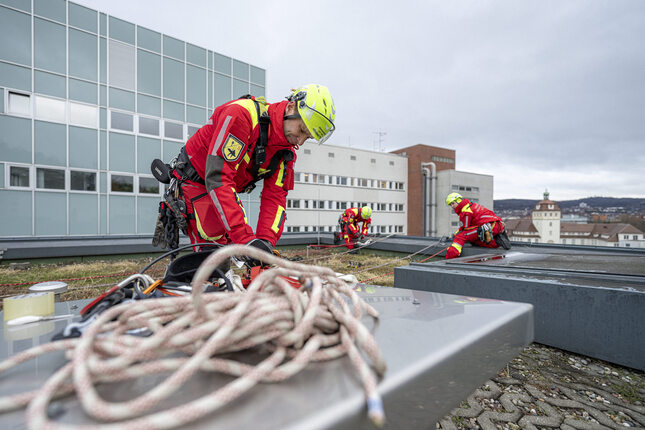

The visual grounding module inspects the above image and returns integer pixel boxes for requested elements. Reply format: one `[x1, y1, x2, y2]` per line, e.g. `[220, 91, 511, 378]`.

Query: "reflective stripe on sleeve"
[451, 243, 462, 252]
[211, 115, 233, 156]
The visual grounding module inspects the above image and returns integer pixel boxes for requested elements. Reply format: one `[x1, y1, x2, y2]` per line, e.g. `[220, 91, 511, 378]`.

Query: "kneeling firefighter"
[337, 206, 372, 250]
[151, 84, 336, 260]
[445, 193, 511, 259]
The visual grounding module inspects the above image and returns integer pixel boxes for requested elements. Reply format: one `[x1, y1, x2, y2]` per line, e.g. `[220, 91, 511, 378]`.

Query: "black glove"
[152, 213, 167, 248]
[245, 239, 273, 267]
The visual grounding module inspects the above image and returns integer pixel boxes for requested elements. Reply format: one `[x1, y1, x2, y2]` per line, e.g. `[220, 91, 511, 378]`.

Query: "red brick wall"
[390, 144, 456, 236]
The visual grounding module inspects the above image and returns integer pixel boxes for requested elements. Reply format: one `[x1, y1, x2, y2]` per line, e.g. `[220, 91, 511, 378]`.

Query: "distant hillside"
[494, 197, 645, 212]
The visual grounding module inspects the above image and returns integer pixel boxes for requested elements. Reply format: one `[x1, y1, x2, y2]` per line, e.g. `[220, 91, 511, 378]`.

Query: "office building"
[286, 142, 408, 235]
[0, 0, 265, 238]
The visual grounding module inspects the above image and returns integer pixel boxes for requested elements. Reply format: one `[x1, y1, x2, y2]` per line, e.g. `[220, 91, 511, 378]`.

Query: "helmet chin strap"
[283, 114, 300, 121]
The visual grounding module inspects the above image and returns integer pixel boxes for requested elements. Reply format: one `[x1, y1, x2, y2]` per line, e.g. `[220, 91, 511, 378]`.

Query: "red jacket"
[453, 199, 502, 233]
[184, 98, 296, 245]
[342, 207, 372, 237]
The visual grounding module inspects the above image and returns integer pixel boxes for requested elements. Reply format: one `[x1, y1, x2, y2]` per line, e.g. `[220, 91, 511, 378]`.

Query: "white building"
[285, 142, 408, 235]
[505, 191, 645, 248]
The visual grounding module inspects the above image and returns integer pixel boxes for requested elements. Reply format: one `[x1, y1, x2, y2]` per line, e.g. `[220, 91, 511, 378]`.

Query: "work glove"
[245, 238, 274, 267]
[152, 214, 167, 248]
[477, 223, 493, 243]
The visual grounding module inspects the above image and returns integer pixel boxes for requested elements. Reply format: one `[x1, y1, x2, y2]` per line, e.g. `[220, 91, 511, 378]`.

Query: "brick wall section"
[390, 144, 456, 236]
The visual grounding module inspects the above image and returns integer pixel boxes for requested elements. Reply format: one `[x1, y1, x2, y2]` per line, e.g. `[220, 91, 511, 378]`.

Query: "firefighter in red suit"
[445, 193, 511, 259]
[172, 84, 336, 256]
[338, 206, 372, 249]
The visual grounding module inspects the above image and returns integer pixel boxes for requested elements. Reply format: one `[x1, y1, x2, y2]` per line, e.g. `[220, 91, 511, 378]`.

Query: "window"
[34, 95, 66, 122]
[337, 176, 347, 186]
[111, 174, 134, 192]
[389, 161, 394, 166]
[139, 176, 159, 194]
[304, 149, 311, 154]
[370, 158, 376, 164]
[109, 40, 135, 90]
[9, 166, 30, 187]
[293, 172, 302, 182]
[164, 121, 183, 140]
[431, 155, 454, 164]
[328, 152, 334, 158]
[36, 167, 65, 190]
[623, 235, 629, 240]
[70, 102, 98, 128]
[8, 92, 31, 115]
[303, 173, 310, 183]
[187, 125, 199, 138]
[111, 111, 134, 131]
[350, 155, 356, 161]
[634, 235, 638, 240]
[70, 171, 96, 191]
[304, 200, 309, 209]
[139, 116, 160, 136]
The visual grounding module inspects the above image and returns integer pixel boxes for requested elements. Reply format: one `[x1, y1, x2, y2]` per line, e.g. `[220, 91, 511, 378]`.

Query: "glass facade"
[0, 0, 266, 237]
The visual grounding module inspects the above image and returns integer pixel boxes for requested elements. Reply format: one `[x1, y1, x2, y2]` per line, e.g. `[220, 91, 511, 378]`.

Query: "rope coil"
[0, 245, 387, 429]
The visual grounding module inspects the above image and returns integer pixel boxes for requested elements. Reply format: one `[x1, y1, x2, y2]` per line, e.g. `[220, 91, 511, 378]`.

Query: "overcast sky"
[75, 0, 645, 200]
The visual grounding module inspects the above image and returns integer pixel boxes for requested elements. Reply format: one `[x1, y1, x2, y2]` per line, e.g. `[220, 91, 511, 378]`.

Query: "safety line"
[0, 245, 387, 429]
[358, 246, 449, 284]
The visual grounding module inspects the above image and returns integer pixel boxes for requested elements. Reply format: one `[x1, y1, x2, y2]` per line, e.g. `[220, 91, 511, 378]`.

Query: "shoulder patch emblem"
[222, 134, 245, 162]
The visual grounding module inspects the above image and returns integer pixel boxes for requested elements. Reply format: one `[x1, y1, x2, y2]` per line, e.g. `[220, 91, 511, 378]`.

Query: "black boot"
[495, 231, 511, 250]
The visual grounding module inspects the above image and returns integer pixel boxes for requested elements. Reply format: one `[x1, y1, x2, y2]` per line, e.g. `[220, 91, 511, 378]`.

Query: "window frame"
[109, 172, 135, 194]
[6, 164, 33, 189]
[69, 168, 98, 193]
[34, 165, 66, 192]
[6, 91, 32, 117]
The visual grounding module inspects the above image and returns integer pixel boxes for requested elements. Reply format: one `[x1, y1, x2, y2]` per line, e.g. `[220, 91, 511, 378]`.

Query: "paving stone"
[436, 344, 645, 430]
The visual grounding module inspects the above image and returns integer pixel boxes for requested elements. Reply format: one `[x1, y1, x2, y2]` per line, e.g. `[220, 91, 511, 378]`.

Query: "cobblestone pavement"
[437, 343, 645, 430]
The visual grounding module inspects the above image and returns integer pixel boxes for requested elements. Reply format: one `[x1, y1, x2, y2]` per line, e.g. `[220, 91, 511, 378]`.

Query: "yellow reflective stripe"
[232, 188, 248, 224]
[271, 205, 286, 233]
[275, 161, 286, 187]
[243, 153, 250, 164]
[451, 243, 462, 252]
[194, 211, 223, 241]
[230, 99, 268, 129]
[462, 207, 473, 214]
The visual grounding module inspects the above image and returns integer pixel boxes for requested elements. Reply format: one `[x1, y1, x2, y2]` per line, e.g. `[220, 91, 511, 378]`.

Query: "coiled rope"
[0, 245, 387, 429]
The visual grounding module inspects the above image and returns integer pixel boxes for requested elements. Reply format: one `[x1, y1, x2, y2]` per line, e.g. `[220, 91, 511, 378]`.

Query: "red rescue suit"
[176, 98, 295, 247]
[340, 208, 371, 249]
[446, 199, 504, 259]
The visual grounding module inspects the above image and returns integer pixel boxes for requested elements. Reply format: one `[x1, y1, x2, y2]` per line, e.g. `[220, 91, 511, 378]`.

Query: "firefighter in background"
[338, 206, 373, 249]
[445, 193, 511, 259]
[158, 84, 335, 256]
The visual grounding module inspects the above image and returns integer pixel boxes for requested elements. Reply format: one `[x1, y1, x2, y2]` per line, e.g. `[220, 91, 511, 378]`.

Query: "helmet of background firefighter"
[445, 193, 463, 206]
[361, 206, 372, 219]
[287, 84, 336, 144]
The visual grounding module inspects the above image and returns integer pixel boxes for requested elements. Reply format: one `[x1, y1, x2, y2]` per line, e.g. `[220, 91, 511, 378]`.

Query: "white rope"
[0, 245, 387, 429]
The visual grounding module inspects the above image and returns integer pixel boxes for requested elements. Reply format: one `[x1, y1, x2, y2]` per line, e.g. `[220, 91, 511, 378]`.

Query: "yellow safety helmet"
[445, 192, 463, 206]
[286, 84, 336, 144]
[361, 206, 372, 219]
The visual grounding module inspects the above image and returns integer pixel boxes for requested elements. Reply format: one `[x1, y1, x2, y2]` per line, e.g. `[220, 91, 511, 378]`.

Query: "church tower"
[531, 189, 561, 243]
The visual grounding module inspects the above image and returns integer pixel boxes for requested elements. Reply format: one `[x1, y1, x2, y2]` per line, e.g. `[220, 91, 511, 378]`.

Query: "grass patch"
[0, 246, 427, 308]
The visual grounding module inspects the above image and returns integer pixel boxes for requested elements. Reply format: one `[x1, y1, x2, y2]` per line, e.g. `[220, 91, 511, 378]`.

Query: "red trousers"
[446, 221, 504, 259]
